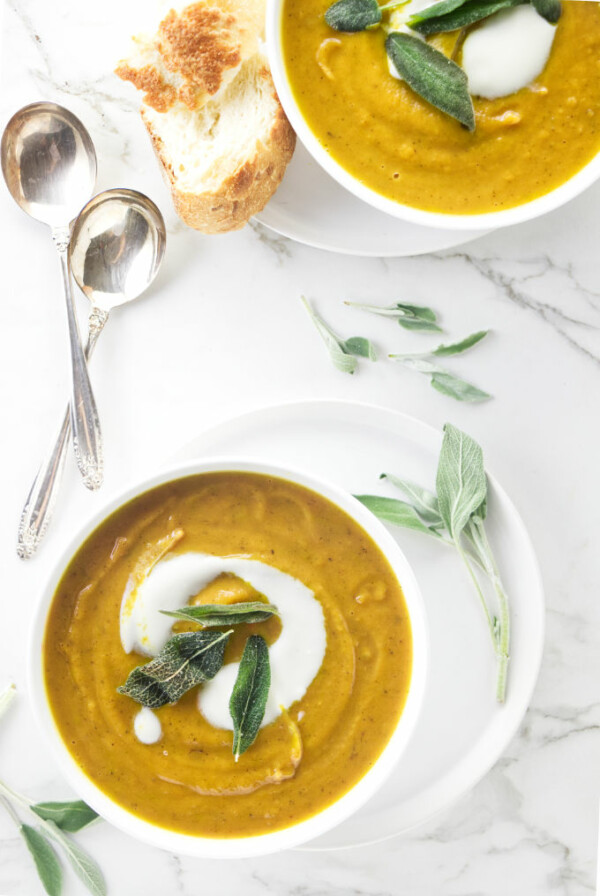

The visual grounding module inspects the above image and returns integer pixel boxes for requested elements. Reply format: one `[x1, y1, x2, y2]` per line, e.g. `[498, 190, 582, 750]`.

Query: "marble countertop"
[1, 1, 599, 894]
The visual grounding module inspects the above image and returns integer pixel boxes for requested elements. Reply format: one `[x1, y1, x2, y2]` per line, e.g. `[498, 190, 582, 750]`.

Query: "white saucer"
[253, 142, 490, 257]
[174, 400, 544, 849]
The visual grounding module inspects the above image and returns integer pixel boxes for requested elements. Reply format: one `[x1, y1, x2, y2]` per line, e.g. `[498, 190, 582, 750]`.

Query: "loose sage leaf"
[531, 0, 560, 23]
[379, 474, 442, 525]
[45, 822, 106, 896]
[386, 32, 475, 130]
[354, 494, 443, 537]
[431, 372, 492, 402]
[325, 0, 382, 32]
[436, 422, 487, 540]
[230, 635, 271, 760]
[398, 316, 443, 333]
[345, 300, 442, 331]
[431, 330, 489, 357]
[302, 296, 358, 374]
[20, 825, 62, 896]
[162, 601, 279, 627]
[342, 336, 377, 360]
[118, 630, 231, 708]
[31, 801, 98, 833]
[410, 0, 523, 34]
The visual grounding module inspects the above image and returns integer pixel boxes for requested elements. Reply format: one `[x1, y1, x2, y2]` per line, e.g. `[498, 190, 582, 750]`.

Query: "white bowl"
[266, 0, 600, 231]
[29, 458, 428, 859]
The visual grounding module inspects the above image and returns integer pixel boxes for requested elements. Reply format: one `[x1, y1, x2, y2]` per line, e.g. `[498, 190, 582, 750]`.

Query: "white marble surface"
[1, 1, 600, 893]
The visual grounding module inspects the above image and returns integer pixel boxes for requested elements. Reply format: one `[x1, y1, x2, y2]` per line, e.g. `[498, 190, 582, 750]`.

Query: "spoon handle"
[53, 226, 104, 490]
[16, 308, 109, 559]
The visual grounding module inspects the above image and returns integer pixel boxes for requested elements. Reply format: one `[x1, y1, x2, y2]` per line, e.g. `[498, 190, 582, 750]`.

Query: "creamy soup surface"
[44, 473, 413, 838]
[281, 1, 600, 214]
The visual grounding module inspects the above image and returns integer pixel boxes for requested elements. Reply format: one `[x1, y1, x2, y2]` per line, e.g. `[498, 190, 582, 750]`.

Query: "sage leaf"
[431, 372, 491, 402]
[45, 822, 106, 896]
[325, 0, 382, 32]
[345, 300, 442, 332]
[301, 297, 359, 374]
[118, 630, 231, 708]
[379, 474, 442, 525]
[398, 316, 443, 333]
[20, 825, 62, 896]
[531, 0, 560, 23]
[410, 0, 523, 35]
[431, 330, 488, 356]
[354, 495, 443, 537]
[407, 0, 471, 24]
[436, 422, 487, 539]
[230, 635, 271, 760]
[162, 601, 279, 627]
[386, 32, 475, 130]
[342, 336, 377, 360]
[31, 801, 98, 833]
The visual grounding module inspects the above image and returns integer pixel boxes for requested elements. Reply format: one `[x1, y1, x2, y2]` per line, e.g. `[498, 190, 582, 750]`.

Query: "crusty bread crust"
[141, 70, 295, 233]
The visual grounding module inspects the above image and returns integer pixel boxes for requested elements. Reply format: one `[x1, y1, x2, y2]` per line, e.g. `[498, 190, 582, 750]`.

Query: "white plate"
[253, 142, 491, 257]
[174, 400, 544, 849]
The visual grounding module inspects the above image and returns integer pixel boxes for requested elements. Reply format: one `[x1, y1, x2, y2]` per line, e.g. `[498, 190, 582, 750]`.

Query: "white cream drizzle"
[134, 707, 162, 744]
[120, 554, 327, 741]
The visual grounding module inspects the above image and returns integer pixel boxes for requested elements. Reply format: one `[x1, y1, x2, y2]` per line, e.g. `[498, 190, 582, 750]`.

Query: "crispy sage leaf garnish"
[386, 32, 475, 130]
[354, 495, 444, 536]
[162, 601, 279, 627]
[325, 0, 382, 31]
[230, 635, 271, 761]
[32, 801, 98, 833]
[118, 630, 232, 708]
[301, 297, 375, 373]
[20, 825, 62, 896]
[431, 372, 491, 402]
[409, 0, 522, 34]
[531, 0, 560, 23]
[345, 300, 442, 332]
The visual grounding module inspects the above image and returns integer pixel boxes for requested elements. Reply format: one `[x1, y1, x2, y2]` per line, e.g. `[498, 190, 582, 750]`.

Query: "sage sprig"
[230, 635, 271, 761]
[301, 296, 376, 374]
[355, 424, 510, 702]
[344, 300, 442, 333]
[0, 684, 105, 896]
[161, 601, 279, 627]
[118, 629, 232, 708]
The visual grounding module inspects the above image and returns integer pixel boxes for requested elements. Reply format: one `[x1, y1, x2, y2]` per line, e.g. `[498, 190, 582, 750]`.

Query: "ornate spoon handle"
[53, 225, 103, 490]
[17, 308, 109, 559]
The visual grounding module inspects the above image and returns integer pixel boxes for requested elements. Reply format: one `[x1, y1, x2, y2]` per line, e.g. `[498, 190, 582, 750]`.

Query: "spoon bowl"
[1, 101, 97, 227]
[69, 188, 166, 311]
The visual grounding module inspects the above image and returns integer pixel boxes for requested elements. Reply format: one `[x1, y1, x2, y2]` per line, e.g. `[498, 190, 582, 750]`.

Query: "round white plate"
[253, 142, 491, 257]
[174, 400, 544, 849]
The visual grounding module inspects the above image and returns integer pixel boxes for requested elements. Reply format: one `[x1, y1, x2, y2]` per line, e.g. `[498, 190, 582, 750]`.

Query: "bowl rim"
[265, 0, 600, 232]
[28, 456, 429, 859]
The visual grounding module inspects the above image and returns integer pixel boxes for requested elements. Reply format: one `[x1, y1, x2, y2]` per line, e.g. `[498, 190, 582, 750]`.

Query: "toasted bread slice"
[116, 0, 295, 233]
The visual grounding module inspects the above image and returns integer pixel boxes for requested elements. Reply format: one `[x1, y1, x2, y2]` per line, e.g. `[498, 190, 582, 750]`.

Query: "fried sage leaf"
[20, 825, 62, 896]
[386, 32, 475, 130]
[531, 0, 560, 23]
[162, 601, 279, 627]
[325, 0, 382, 31]
[32, 801, 98, 833]
[230, 635, 271, 760]
[409, 0, 522, 34]
[118, 630, 232, 708]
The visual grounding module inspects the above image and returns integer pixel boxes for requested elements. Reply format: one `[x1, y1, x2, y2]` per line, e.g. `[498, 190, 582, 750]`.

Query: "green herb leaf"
[410, 0, 523, 35]
[354, 495, 443, 537]
[345, 300, 442, 332]
[230, 635, 271, 760]
[436, 423, 487, 540]
[301, 297, 358, 374]
[325, 0, 382, 32]
[31, 801, 98, 833]
[407, 0, 471, 24]
[386, 32, 475, 130]
[20, 825, 62, 896]
[161, 602, 279, 627]
[45, 822, 106, 896]
[431, 372, 492, 402]
[342, 336, 377, 360]
[431, 330, 489, 356]
[380, 474, 442, 525]
[118, 630, 231, 708]
[398, 316, 443, 332]
[531, 0, 560, 23]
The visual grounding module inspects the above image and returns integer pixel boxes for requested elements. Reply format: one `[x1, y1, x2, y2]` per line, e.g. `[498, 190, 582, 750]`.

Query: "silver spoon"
[17, 189, 166, 559]
[1, 101, 103, 489]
